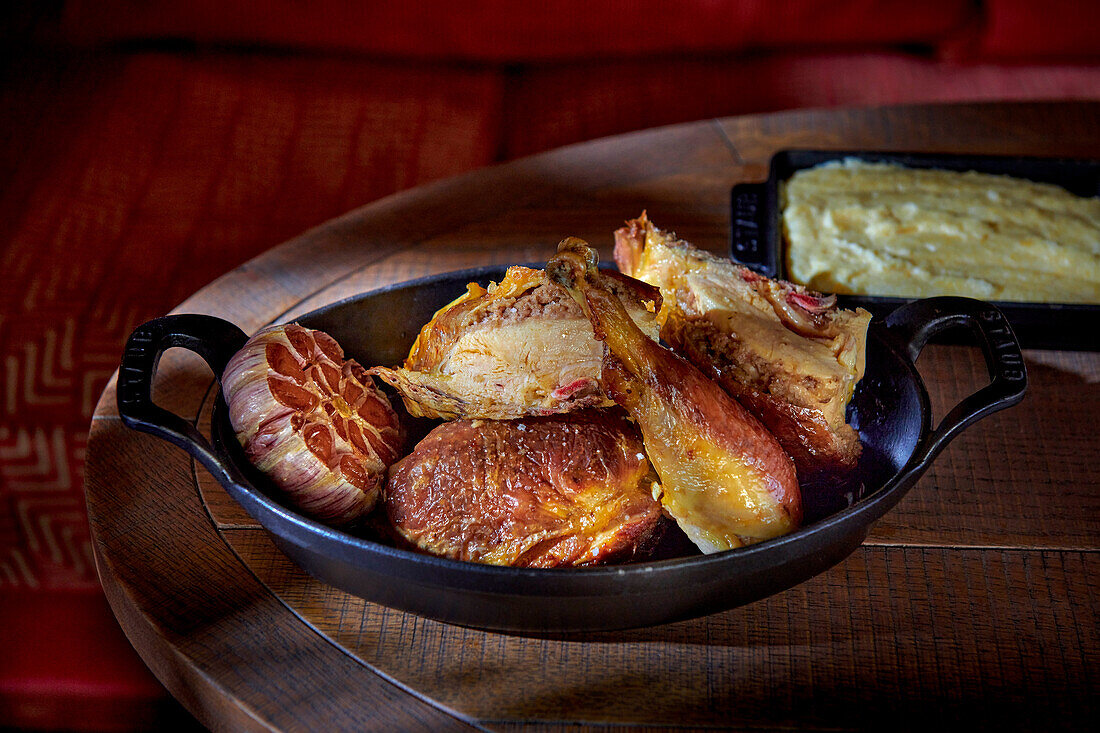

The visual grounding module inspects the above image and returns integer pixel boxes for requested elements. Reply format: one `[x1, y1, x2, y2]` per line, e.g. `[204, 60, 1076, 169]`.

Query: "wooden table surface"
[86, 102, 1099, 731]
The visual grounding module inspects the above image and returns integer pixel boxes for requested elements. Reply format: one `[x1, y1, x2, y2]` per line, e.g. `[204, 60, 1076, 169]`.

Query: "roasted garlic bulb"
[222, 323, 404, 525]
[386, 411, 663, 567]
[369, 265, 660, 420]
[548, 239, 801, 553]
[615, 213, 871, 479]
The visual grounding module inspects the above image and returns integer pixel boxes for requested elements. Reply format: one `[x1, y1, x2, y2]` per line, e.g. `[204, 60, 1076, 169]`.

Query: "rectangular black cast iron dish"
[730, 150, 1100, 351]
[117, 266, 1026, 632]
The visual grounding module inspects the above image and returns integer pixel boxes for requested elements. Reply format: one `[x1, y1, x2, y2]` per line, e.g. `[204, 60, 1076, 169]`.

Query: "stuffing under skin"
[614, 212, 871, 481]
[370, 265, 660, 420]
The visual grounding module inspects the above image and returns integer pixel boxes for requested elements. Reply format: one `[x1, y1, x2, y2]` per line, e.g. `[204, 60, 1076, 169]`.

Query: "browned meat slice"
[385, 411, 663, 567]
[370, 265, 659, 420]
[548, 239, 800, 553]
[614, 213, 871, 479]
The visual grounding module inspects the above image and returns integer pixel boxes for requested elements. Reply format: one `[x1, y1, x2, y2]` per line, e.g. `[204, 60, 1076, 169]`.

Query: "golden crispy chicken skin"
[614, 213, 871, 479]
[369, 265, 660, 420]
[385, 410, 663, 567]
[548, 239, 801, 553]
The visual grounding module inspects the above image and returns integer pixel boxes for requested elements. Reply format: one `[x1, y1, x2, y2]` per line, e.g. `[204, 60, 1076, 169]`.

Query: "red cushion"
[0, 47, 502, 575]
[0, 48, 500, 731]
[0, 50, 502, 376]
[503, 51, 1100, 157]
[59, 0, 976, 61]
[0, 589, 182, 731]
[970, 0, 1100, 59]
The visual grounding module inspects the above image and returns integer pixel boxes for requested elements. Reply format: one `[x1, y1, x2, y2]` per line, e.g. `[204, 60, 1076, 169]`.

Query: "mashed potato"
[781, 159, 1100, 303]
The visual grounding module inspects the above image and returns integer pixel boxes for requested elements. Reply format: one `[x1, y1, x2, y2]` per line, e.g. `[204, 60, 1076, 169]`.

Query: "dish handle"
[117, 314, 249, 478]
[882, 296, 1028, 471]
[729, 182, 781, 278]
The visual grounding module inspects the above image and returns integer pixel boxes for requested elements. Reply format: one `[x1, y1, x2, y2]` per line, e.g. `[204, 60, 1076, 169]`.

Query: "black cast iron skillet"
[117, 265, 1027, 632]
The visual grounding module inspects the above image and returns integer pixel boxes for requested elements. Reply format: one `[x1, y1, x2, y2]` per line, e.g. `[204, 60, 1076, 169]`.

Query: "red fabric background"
[0, 48, 501, 730]
[975, 0, 1100, 59]
[0, 590, 176, 731]
[3, 1, 1099, 729]
[503, 51, 1100, 156]
[59, 0, 977, 60]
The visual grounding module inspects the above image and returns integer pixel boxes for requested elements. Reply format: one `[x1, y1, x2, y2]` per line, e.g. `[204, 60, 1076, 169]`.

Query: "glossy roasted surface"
[386, 411, 661, 567]
[615, 213, 870, 480]
[548, 241, 800, 552]
[223, 323, 403, 525]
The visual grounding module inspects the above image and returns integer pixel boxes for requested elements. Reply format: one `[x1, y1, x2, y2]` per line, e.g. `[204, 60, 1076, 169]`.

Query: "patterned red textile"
[0, 48, 501, 729]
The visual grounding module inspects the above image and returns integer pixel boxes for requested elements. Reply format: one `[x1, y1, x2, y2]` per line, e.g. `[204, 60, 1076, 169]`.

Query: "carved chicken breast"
[614, 213, 871, 479]
[370, 265, 659, 420]
[385, 411, 664, 567]
[548, 240, 801, 553]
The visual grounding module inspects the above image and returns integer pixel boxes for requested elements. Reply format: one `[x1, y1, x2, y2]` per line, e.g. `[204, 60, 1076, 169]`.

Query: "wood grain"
[86, 102, 1100, 731]
[86, 421, 479, 732]
[221, 528, 1098, 730]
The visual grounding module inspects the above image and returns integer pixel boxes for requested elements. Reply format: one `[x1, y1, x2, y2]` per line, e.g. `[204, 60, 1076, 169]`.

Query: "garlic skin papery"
[221, 323, 404, 526]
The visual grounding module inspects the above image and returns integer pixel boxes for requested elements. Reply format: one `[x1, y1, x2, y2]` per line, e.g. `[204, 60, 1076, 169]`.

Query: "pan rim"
[208, 265, 931, 587]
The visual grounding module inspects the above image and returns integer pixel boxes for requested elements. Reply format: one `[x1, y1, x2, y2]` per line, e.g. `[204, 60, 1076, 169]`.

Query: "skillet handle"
[117, 314, 249, 476]
[729, 182, 781, 278]
[882, 296, 1027, 471]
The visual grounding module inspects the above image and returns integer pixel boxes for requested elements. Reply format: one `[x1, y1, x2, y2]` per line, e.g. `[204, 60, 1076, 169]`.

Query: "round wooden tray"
[87, 102, 1100, 731]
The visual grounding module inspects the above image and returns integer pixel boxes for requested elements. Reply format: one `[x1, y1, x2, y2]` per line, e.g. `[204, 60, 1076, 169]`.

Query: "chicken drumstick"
[547, 239, 801, 552]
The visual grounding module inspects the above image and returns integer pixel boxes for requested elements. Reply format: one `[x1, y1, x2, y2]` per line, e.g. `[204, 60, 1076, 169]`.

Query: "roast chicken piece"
[385, 411, 664, 567]
[370, 265, 659, 420]
[614, 213, 871, 479]
[547, 240, 801, 553]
